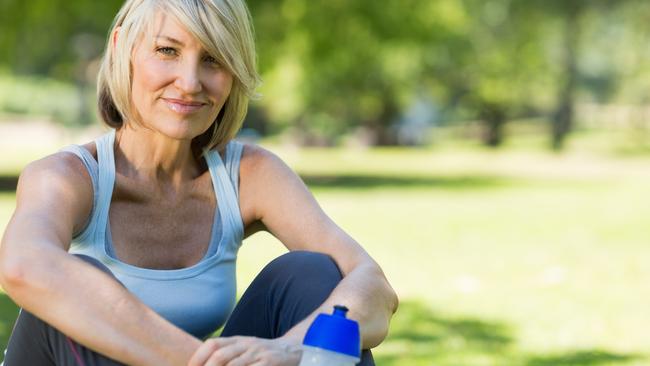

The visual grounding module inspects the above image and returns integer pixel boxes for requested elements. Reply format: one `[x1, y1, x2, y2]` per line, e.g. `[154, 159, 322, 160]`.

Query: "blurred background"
[0, 0, 649, 365]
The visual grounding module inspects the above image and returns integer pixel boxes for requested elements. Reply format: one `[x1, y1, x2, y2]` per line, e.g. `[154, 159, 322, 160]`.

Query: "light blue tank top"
[61, 129, 245, 339]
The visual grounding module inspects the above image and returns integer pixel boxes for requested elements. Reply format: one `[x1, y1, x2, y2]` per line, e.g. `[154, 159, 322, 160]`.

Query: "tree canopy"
[1, 0, 648, 147]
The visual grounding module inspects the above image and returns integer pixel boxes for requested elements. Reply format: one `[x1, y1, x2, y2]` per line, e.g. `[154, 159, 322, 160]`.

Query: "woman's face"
[129, 12, 233, 141]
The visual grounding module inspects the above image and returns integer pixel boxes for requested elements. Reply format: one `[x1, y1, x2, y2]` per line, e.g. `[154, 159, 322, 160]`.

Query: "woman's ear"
[112, 26, 121, 49]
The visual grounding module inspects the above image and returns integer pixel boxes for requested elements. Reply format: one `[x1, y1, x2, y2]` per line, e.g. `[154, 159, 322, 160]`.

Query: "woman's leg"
[3, 255, 125, 366]
[221, 251, 375, 366]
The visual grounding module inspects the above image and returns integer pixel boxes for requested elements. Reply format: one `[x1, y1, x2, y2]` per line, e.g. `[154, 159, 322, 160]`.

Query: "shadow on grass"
[525, 351, 642, 366]
[0, 293, 19, 354]
[375, 301, 646, 366]
[1, 173, 511, 193]
[301, 174, 512, 190]
[374, 301, 515, 365]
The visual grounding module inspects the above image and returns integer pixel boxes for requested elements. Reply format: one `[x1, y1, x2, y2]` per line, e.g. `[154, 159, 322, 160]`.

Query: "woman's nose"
[174, 61, 202, 94]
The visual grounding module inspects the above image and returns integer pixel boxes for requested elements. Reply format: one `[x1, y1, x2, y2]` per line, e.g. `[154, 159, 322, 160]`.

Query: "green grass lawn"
[1, 143, 649, 365]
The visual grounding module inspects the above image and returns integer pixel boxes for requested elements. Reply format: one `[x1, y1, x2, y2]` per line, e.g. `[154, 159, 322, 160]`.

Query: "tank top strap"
[59, 144, 99, 193]
[203, 141, 244, 242]
[94, 129, 117, 241]
[59, 144, 100, 240]
[224, 140, 244, 198]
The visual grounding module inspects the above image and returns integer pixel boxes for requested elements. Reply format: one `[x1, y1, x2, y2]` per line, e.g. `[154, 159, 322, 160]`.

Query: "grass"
[1, 139, 649, 365]
[238, 143, 650, 365]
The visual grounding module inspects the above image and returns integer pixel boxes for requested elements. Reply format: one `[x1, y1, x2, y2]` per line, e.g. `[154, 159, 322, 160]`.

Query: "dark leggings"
[3, 251, 374, 365]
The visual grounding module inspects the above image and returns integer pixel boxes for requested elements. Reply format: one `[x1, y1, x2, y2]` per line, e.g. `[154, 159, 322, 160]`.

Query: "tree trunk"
[480, 103, 506, 147]
[365, 89, 400, 146]
[552, 4, 580, 151]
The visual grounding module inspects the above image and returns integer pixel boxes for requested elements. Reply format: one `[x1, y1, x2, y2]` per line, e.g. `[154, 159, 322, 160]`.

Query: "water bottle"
[299, 305, 361, 366]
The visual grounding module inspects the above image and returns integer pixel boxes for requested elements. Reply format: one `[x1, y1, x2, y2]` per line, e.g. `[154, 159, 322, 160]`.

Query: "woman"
[0, 0, 398, 365]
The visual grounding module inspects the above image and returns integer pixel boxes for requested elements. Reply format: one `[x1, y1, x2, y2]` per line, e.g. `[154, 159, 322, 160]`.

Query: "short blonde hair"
[97, 0, 261, 152]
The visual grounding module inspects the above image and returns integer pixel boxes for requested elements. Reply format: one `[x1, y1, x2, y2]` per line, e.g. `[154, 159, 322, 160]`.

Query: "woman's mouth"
[163, 98, 207, 114]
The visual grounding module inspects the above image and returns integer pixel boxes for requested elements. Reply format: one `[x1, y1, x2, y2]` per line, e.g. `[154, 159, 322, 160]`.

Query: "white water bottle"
[299, 305, 361, 366]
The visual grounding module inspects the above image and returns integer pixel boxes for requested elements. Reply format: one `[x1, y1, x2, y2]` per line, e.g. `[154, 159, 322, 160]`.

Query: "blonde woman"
[0, 0, 397, 365]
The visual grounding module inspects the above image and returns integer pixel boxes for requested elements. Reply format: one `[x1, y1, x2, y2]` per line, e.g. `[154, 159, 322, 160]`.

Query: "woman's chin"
[155, 119, 208, 141]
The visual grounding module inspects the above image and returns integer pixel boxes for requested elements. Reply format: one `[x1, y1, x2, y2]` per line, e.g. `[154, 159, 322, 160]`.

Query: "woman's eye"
[156, 47, 177, 56]
[204, 55, 220, 66]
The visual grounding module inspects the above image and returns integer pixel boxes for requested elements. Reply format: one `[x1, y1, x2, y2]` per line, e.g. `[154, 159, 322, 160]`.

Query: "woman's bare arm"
[0, 153, 201, 366]
[239, 145, 399, 349]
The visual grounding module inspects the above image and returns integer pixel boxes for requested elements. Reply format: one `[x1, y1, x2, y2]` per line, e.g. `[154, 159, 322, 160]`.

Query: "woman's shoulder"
[57, 140, 98, 164]
[19, 139, 98, 200]
[238, 142, 288, 178]
[237, 142, 297, 225]
[20, 147, 95, 193]
[79, 141, 98, 160]
[238, 142, 304, 194]
[15, 148, 95, 234]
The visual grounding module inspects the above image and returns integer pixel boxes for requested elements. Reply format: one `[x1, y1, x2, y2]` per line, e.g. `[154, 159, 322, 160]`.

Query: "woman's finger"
[188, 338, 237, 366]
[204, 340, 249, 366]
[224, 351, 256, 366]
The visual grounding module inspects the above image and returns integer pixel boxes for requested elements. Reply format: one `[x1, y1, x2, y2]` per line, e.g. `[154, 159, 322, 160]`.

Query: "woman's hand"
[188, 336, 302, 366]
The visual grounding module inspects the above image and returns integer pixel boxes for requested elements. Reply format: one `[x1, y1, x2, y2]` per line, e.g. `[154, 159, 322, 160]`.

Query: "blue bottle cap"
[302, 305, 361, 358]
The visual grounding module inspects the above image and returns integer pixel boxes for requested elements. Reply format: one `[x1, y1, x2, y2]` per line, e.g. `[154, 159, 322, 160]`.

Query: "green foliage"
[245, 0, 650, 145]
[1, 0, 650, 146]
[0, 0, 122, 78]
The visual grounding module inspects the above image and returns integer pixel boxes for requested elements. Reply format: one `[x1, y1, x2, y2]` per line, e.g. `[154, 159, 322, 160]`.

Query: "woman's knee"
[265, 250, 343, 285]
[221, 251, 344, 338]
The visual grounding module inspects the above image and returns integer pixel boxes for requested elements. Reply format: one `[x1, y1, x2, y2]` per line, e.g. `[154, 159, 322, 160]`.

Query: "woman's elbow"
[0, 244, 57, 299]
[371, 262, 399, 314]
[365, 264, 399, 347]
[0, 254, 34, 295]
[382, 279, 400, 339]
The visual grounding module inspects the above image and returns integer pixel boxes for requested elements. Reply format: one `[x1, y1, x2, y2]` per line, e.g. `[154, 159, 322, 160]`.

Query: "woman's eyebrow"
[154, 35, 184, 46]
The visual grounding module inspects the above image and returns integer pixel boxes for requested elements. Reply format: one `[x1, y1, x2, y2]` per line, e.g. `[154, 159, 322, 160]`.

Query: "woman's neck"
[114, 125, 201, 189]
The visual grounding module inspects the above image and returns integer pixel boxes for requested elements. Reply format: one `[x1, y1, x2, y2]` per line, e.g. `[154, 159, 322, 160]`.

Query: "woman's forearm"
[0, 244, 201, 365]
[280, 262, 398, 349]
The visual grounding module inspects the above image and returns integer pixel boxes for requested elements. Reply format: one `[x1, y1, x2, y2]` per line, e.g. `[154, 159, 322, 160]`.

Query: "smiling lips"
[163, 98, 207, 114]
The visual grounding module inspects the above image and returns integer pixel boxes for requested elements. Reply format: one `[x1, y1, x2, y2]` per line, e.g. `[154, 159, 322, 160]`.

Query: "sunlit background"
[1, 1, 649, 365]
